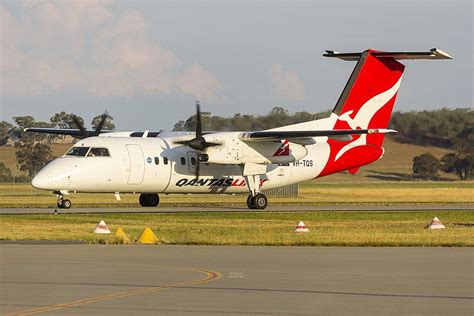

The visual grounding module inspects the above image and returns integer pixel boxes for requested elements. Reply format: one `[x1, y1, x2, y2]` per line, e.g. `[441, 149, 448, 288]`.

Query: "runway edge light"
[138, 227, 159, 244]
[295, 221, 309, 233]
[94, 220, 111, 234]
[426, 217, 446, 230]
[111, 227, 130, 244]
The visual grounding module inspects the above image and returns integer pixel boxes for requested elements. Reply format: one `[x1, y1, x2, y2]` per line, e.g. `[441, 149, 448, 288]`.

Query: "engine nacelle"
[203, 132, 308, 165]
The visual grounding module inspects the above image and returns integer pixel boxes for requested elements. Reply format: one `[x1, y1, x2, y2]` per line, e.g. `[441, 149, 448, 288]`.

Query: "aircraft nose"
[32, 170, 50, 189]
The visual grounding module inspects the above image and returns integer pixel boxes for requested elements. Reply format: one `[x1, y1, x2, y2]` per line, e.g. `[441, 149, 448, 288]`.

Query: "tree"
[0, 162, 13, 182]
[15, 141, 54, 178]
[441, 153, 472, 180]
[91, 112, 115, 130]
[0, 121, 13, 146]
[412, 153, 440, 178]
[50, 112, 84, 129]
[172, 120, 186, 131]
[453, 127, 473, 156]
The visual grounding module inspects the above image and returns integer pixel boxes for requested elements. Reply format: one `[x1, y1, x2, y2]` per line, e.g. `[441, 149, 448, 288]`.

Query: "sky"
[0, 0, 472, 130]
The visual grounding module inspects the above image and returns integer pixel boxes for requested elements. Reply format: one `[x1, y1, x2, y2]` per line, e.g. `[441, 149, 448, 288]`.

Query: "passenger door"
[126, 144, 145, 184]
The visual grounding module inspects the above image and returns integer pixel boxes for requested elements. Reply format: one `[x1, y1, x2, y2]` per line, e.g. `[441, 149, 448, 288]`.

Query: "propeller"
[175, 101, 220, 180]
[71, 113, 109, 139]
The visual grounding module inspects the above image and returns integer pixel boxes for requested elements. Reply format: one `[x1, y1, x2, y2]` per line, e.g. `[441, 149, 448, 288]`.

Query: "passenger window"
[181, 157, 186, 165]
[163, 157, 168, 165]
[190, 157, 196, 165]
[66, 147, 90, 157]
[154, 157, 159, 165]
[87, 148, 110, 157]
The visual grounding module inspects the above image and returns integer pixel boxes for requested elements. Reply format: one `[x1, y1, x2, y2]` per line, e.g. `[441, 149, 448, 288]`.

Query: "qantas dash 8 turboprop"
[27, 48, 451, 209]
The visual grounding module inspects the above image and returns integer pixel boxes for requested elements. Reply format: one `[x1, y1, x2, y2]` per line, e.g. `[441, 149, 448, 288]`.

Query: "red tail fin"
[331, 50, 404, 147]
[318, 48, 451, 177]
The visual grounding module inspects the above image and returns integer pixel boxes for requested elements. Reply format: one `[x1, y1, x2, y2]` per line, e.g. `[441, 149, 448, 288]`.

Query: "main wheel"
[253, 193, 268, 210]
[247, 194, 256, 209]
[139, 193, 159, 207]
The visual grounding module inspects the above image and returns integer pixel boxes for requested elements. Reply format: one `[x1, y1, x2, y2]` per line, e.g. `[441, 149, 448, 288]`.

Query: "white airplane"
[27, 48, 451, 209]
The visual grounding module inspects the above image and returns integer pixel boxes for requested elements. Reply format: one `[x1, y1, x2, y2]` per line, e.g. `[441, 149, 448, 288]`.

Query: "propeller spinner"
[174, 101, 221, 180]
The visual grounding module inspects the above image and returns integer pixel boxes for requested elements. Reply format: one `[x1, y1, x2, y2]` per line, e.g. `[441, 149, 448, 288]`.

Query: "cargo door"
[126, 144, 145, 184]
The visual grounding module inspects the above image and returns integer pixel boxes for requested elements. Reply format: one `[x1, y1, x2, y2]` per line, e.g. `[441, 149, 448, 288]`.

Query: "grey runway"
[1, 245, 472, 315]
[1, 204, 473, 214]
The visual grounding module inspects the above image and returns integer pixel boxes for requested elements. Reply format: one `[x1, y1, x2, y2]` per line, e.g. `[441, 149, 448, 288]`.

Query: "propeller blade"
[71, 115, 87, 138]
[95, 113, 108, 133]
[195, 101, 202, 139]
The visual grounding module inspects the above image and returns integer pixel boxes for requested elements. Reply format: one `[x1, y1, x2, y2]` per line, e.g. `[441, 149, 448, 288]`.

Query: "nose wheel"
[56, 194, 71, 209]
[139, 193, 160, 207]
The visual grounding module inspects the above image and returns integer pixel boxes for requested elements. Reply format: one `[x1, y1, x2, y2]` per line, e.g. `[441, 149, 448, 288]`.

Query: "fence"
[263, 183, 299, 197]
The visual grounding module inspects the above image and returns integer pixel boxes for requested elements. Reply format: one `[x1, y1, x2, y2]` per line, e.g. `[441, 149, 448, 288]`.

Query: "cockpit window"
[87, 148, 110, 157]
[66, 147, 90, 157]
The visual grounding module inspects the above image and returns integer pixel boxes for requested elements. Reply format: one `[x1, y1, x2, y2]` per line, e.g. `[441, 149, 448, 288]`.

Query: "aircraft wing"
[24, 128, 112, 138]
[238, 128, 396, 142]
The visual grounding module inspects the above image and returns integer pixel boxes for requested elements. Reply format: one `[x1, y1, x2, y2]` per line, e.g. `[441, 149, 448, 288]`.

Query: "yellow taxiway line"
[7, 268, 221, 316]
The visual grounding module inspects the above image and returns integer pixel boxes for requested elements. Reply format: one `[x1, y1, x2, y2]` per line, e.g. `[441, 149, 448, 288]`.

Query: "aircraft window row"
[181, 157, 186, 165]
[190, 157, 196, 165]
[154, 157, 159, 165]
[163, 157, 169, 165]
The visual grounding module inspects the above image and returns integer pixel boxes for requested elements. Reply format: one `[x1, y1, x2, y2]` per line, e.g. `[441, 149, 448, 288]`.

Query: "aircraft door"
[187, 151, 197, 174]
[126, 144, 145, 184]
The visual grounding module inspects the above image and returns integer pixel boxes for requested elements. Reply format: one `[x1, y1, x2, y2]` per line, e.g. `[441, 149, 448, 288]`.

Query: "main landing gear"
[247, 193, 268, 210]
[245, 174, 268, 210]
[139, 193, 160, 207]
[55, 193, 71, 209]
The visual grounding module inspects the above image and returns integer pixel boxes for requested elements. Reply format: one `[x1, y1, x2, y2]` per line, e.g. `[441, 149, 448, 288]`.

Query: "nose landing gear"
[139, 193, 160, 207]
[55, 192, 71, 209]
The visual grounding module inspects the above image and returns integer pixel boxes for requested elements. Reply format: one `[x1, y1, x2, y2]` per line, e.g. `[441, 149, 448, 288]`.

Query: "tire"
[139, 193, 159, 207]
[246, 194, 256, 209]
[253, 194, 268, 210]
[62, 199, 71, 209]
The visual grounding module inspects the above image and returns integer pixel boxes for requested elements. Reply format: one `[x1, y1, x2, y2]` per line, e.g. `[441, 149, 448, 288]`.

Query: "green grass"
[0, 211, 472, 246]
[0, 181, 472, 208]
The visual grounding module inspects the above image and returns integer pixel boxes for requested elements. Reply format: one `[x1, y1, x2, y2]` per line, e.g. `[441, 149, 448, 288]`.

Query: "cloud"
[270, 64, 305, 101]
[0, 1, 221, 100]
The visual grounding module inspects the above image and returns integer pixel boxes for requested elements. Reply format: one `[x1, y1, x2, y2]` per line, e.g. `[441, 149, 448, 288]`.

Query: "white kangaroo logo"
[335, 76, 403, 161]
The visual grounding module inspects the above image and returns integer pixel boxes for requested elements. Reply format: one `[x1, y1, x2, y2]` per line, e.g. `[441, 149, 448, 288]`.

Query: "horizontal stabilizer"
[323, 48, 452, 61]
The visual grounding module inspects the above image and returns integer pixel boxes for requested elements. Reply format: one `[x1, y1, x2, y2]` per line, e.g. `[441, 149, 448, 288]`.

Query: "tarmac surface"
[1, 245, 472, 315]
[1, 204, 473, 214]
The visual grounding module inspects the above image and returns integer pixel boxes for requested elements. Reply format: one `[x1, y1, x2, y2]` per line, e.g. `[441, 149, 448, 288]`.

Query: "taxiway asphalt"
[1, 204, 473, 214]
[1, 245, 472, 315]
